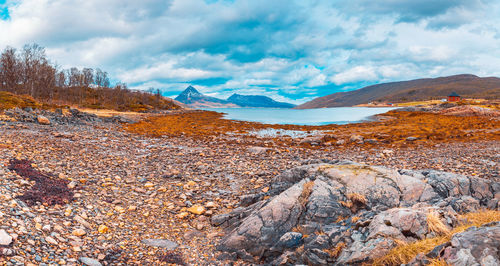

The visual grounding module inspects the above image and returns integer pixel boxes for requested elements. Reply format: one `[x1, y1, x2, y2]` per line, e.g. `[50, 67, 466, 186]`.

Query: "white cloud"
[118, 61, 217, 84]
[331, 66, 378, 85]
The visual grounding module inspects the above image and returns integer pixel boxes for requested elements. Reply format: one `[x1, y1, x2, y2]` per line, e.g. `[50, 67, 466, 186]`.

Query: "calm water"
[204, 107, 397, 125]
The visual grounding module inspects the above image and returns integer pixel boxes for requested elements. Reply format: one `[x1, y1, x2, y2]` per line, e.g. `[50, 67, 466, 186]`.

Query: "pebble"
[141, 239, 178, 250]
[79, 257, 102, 266]
[98, 225, 109, 234]
[0, 229, 13, 245]
[45, 236, 58, 245]
[72, 228, 86, 236]
[187, 205, 206, 215]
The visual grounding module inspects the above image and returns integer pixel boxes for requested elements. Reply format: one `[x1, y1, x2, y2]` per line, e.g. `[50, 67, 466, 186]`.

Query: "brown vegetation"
[8, 159, 74, 206]
[0, 91, 41, 110]
[124, 110, 500, 148]
[326, 242, 346, 259]
[0, 44, 181, 112]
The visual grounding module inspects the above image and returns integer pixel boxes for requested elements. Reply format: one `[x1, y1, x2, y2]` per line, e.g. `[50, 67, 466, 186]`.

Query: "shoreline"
[0, 104, 498, 264]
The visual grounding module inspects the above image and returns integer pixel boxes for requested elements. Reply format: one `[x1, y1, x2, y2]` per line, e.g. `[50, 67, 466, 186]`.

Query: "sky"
[1, 0, 500, 104]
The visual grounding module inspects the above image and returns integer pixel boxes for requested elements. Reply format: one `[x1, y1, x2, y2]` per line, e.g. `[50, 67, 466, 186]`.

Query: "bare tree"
[0, 47, 20, 92]
[82, 68, 94, 87]
[21, 43, 49, 97]
[55, 70, 67, 88]
[68, 67, 82, 87]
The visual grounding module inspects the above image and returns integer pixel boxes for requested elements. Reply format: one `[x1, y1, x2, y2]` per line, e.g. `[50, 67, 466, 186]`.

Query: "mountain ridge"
[227, 93, 295, 108]
[174, 86, 238, 108]
[295, 74, 500, 109]
[174, 86, 295, 108]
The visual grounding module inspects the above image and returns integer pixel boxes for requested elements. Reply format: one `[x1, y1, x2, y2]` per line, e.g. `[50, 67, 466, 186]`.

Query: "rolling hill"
[295, 74, 500, 109]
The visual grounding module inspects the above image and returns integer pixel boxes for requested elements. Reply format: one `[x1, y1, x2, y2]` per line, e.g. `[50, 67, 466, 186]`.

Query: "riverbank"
[0, 105, 498, 265]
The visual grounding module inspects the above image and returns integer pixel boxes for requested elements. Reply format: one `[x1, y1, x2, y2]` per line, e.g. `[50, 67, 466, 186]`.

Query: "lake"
[204, 107, 397, 125]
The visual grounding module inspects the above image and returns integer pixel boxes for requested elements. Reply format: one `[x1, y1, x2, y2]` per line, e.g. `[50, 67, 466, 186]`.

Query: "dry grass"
[298, 181, 315, 208]
[325, 242, 346, 259]
[426, 212, 450, 236]
[427, 258, 450, 266]
[395, 100, 443, 107]
[347, 193, 367, 205]
[372, 210, 500, 266]
[339, 200, 351, 209]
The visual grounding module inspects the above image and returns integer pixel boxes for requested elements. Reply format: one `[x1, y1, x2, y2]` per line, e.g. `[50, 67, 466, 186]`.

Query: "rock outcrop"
[3, 107, 131, 125]
[213, 160, 499, 264]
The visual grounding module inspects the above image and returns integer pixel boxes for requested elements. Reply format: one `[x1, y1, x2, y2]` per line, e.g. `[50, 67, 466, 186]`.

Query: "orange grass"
[123, 110, 500, 149]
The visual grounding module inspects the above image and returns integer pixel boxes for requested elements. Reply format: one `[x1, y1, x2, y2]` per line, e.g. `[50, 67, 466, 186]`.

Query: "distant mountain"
[295, 74, 500, 109]
[174, 86, 295, 108]
[227, 94, 295, 108]
[174, 86, 238, 108]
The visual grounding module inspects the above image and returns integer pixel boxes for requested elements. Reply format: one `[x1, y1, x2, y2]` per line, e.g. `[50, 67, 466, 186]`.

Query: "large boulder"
[442, 222, 500, 266]
[215, 161, 499, 264]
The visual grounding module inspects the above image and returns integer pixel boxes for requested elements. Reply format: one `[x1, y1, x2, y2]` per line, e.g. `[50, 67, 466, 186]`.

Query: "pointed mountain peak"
[182, 85, 201, 95]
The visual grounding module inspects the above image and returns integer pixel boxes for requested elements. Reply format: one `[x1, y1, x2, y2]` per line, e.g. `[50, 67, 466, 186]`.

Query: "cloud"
[331, 66, 378, 85]
[0, 0, 500, 104]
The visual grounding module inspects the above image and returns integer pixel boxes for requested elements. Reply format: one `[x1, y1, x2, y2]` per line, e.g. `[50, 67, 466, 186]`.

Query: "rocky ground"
[0, 107, 498, 265]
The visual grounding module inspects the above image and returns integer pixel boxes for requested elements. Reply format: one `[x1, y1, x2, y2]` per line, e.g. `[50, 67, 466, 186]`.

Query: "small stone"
[42, 224, 51, 232]
[67, 181, 77, 189]
[187, 205, 206, 215]
[72, 228, 86, 237]
[349, 135, 364, 144]
[79, 257, 102, 266]
[0, 229, 13, 245]
[141, 239, 178, 250]
[37, 115, 51, 125]
[54, 225, 64, 232]
[98, 225, 109, 234]
[45, 236, 58, 245]
[176, 212, 189, 219]
[196, 223, 205, 230]
[74, 215, 92, 229]
[144, 182, 154, 188]
[205, 202, 217, 208]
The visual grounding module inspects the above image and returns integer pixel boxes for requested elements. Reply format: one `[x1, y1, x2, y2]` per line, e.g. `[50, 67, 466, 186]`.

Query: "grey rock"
[215, 161, 497, 264]
[275, 232, 303, 249]
[141, 239, 178, 250]
[442, 222, 500, 266]
[0, 229, 13, 246]
[79, 257, 102, 266]
[247, 146, 269, 154]
[336, 139, 346, 145]
[349, 135, 364, 144]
